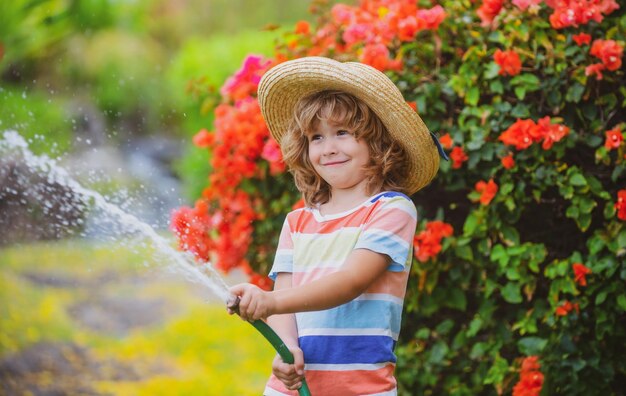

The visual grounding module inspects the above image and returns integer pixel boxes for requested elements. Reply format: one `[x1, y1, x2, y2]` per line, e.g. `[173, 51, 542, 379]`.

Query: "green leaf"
[484, 355, 509, 386]
[579, 196, 597, 213]
[501, 282, 523, 304]
[467, 317, 484, 337]
[464, 212, 479, 235]
[490, 244, 507, 264]
[501, 225, 520, 245]
[484, 62, 500, 79]
[470, 341, 488, 359]
[428, 340, 449, 364]
[617, 294, 626, 311]
[566, 83, 585, 103]
[446, 288, 467, 311]
[576, 213, 592, 232]
[490, 80, 504, 94]
[455, 244, 474, 261]
[517, 337, 548, 355]
[466, 86, 480, 106]
[587, 235, 605, 255]
[570, 173, 587, 186]
[617, 230, 626, 249]
[596, 290, 608, 305]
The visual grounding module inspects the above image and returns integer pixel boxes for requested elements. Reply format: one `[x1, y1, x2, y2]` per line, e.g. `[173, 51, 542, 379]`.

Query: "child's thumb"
[292, 348, 305, 375]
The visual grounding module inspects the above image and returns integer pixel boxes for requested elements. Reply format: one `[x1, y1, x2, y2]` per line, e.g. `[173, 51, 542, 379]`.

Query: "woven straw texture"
[258, 57, 440, 194]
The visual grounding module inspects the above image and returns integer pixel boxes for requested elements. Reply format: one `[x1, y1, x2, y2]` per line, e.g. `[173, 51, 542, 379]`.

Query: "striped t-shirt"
[265, 191, 417, 396]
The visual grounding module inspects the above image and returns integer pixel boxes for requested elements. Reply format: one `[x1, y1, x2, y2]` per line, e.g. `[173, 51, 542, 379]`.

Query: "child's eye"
[309, 134, 322, 142]
[337, 129, 350, 136]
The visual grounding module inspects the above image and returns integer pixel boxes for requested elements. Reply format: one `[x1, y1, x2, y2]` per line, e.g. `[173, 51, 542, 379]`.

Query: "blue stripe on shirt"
[296, 299, 403, 335]
[354, 231, 410, 269]
[299, 335, 397, 364]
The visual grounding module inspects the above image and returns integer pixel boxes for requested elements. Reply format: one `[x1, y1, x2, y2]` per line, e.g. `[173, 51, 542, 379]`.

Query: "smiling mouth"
[323, 160, 349, 166]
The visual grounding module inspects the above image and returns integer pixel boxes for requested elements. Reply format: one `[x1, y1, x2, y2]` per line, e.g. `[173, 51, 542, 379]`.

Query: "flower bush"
[172, 0, 625, 394]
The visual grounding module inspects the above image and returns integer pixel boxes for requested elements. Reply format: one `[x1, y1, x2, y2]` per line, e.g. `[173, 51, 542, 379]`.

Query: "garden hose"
[228, 297, 312, 396]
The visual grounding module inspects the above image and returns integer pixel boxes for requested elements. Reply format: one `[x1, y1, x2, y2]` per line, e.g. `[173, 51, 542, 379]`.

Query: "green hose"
[250, 319, 312, 396]
[228, 297, 311, 395]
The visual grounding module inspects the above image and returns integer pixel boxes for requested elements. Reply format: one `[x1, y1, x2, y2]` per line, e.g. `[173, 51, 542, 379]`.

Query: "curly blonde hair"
[280, 90, 409, 206]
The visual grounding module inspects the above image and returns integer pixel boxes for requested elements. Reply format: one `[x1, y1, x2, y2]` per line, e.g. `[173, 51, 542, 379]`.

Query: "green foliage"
[0, 86, 73, 154]
[391, 2, 625, 395]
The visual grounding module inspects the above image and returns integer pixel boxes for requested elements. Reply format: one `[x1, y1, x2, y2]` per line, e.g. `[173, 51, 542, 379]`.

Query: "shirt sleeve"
[353, 195, 418, 272]
[268, 214, 294, 280]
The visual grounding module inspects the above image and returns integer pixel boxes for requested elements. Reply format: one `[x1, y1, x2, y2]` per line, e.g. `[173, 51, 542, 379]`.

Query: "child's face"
[307, 118, 371, 195]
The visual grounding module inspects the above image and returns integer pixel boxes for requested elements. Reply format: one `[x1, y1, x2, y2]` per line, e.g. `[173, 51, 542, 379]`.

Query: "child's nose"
[322, 139, 338, 155]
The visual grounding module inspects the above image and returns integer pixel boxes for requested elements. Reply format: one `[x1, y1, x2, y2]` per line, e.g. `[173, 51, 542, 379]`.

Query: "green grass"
[0, 240, 275, 395]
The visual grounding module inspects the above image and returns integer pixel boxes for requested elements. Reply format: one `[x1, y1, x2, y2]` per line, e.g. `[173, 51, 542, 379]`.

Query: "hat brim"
[258, 56, 440, 194]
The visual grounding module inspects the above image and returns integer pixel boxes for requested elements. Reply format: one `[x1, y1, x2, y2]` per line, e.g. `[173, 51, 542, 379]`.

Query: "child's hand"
[272, 346, 305, 391]
[227, 283, 277, 321]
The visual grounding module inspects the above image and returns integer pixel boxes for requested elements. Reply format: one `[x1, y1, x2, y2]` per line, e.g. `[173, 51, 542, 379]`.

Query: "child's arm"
[230, 248, 390, 321]
[266, 273, 305, 390]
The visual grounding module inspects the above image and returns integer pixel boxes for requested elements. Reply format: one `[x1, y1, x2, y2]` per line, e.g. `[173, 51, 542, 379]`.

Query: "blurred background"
[0, 1, 334, 394]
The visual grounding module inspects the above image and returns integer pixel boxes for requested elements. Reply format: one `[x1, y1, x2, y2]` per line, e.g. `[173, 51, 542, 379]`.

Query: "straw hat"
[257, 56, 446, 194]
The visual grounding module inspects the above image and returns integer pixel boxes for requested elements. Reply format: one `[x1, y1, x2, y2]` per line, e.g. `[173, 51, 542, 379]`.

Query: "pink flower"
[585, 63, 606, 80]
[512, 0, 542, 11]
[417, 5, 447, 30]
[261, 138, 286, 175]
[220, 55, 273, 101]
[343, 23, 374, 47]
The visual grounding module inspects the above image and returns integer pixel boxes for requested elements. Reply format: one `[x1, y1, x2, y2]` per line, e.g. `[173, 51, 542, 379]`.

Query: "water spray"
[0, 130, 311, 395]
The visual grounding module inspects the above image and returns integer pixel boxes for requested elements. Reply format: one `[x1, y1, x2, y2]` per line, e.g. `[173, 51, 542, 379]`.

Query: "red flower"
[192, 129, 214, 148]
[499, 119, 536, 150]
[605, 127, 623, 150]
[501, 154, 515, 169]
[494, 49, 522, 76]
[499, 118, 570, 151]
[533, 116, 570, 150]
[615, 189, 626, 221]
[295, 20, 310, 35]
[555, 300, 580, 316]
[474, 179, 498, 205]
[521, 356, 541, 372]
[450, 146, 469, 169]
[477, 0, 504, 26]
[359, 43, 402, 71]
[413, 221, 454, 263]
[572, 263, 592, 286]
[546, 0, 619, 29]
[513, 356, 544, 396]
[572, 33, 592, 46]
[590, 39, 624, 71]
[439, 133, 454, 149]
